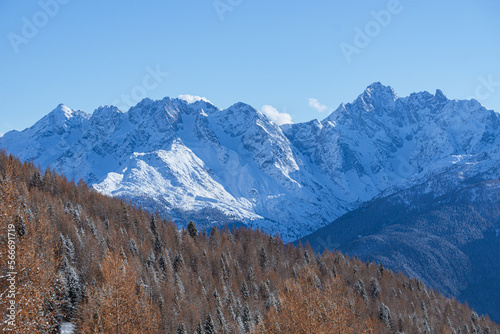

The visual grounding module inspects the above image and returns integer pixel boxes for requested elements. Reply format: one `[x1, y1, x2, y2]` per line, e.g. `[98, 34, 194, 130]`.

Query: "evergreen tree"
[195, 322, 203, 334]
[173, 253, 184, 272]
[241, 304, 252, 333]
[129, 238, 139, 256]
[60, 233, 76, 261]
[220, 254, 230, 282]
[216, 307, 227, 333]
[259, 246, 267, 269]
[187, 220, 198, 239]
[154, 235, 162, 253]
[379, 303, 394, 331]
[28, 170, 43, 189]
[150, 215, 158, 235]
[370, 276, 380, 300]
[176, 322, 188, 334]
[59, 256, 83, 318]
[355, 279, 368, 303]
[213, 289, 222, 307]
[204, 314, 216, 334]
[159, 254, 169, 274]
[303, 249, 311, 264]
[241, 280, 250, 301]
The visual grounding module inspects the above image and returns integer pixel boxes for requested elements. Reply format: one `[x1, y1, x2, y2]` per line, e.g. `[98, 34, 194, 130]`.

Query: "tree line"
[0, 151, 498, 333]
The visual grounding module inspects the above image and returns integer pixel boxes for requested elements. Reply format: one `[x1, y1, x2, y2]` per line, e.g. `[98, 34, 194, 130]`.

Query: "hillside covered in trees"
[1, 151, 499, 333]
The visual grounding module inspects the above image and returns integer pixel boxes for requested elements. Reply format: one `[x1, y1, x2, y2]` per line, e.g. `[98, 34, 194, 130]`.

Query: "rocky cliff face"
[1, 83, 499, 243]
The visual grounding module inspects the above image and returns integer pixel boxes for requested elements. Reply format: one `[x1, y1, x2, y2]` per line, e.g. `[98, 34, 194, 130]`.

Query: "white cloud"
[261, 105, 293, 125]
[178, 94, 212, 104]
[308, 98, 330, 113]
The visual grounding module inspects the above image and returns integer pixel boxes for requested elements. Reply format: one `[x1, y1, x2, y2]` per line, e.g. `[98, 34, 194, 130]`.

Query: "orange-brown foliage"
[0, 151, 499, 333]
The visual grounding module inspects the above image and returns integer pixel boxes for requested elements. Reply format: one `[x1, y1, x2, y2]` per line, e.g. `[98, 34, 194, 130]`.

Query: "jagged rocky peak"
[92, 105, 122, 117]
[217, 102, 267, 134]
[129, 97, 172, 115]
[435, 88, 447, 101]
[1, 84, 499, 242]
[356, 82, 398, 110]
[126, 97, 182, 127]
[48, 104, 87, 122]
[323, 83, 399, 124]
[363, 81, 398, 98]
[90, 105, 123, 131]
[50, 103, 73, 118]
[226, 102, 260, 115]
[36, 104, 89, 135]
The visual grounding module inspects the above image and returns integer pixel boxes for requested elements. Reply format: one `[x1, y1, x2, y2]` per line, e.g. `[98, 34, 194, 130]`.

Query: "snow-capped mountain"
[1, 83, 499, 241]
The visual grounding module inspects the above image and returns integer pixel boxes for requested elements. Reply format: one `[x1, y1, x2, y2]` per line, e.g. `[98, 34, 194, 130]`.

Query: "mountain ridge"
[1, 83, 499, 242]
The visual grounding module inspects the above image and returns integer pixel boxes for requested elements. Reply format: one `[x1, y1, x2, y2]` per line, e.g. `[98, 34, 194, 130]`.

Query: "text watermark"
[3, 223, 17, 330]
[7, 0, 72, 54]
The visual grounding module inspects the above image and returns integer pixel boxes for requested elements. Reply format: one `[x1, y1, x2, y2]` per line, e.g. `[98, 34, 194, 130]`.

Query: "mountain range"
[1, 82, 499, 319]
[3, 83, 499, 241]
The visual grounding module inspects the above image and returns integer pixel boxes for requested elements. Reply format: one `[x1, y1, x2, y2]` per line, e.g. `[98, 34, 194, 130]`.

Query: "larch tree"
[262, 268, 373, 334]
[79, 248, 160, 333]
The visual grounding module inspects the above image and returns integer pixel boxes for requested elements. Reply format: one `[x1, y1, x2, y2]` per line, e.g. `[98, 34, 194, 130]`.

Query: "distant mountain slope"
[1, 83, 499, 242]
[1, 151, 499, 333]
[2, 83, 500, 320]
[302, 175, 500, 321]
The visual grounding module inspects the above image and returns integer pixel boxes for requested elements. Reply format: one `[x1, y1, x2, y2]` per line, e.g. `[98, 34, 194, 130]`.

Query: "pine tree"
[28, 170, 43, 189]
[154, 235, 162, 253]
[216, 306, 228, 333]
[150, 215, 158, 235]
[370, 277, 380, 300]
[259, 246, 267, 269]
[129, 238, 139, 256]
[241, 304, 252, 333]
[220, 254, 230, 282]
[379, 303, 393, 331]
[177, 322, 188, 334]
[195, 322, 203, 334]
[187, 220, 198, 239]
[58, 256, 83, 318]
[241, 280, 250, 301]
[213, 289, 222, 307]
[173, 253, 184, 272]
[303, 249, 311, 264]
[204, 314, 216, 334]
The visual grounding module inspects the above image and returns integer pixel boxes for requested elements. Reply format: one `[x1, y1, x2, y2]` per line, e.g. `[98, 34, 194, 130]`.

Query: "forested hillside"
[1, 151, 498, 333]
[302, 176, 500, 322]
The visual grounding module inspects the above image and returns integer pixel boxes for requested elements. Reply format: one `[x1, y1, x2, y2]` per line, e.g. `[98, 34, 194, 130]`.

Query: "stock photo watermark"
[112, 65, 169, 112]
[340, 0, 411, 64]
[213, 0, 243, 21]
[7, 0, 72, 54]
[3, 223, 18, 330]
[313, 235, 340, 254]
[395, 155, 416, 178]
[467, 75, 500, 103]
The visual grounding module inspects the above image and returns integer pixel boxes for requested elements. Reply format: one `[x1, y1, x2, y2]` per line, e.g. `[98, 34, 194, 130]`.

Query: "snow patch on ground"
[60, 322, 74, 334]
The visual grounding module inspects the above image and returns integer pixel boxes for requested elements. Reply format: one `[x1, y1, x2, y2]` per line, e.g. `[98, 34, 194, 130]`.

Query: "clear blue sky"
[1, 0, 499, 133]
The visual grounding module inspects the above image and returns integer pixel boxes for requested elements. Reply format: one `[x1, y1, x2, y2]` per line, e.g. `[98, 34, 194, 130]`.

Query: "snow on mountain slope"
[285, 82, 500, 205]
[1, 83, 499, 241]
